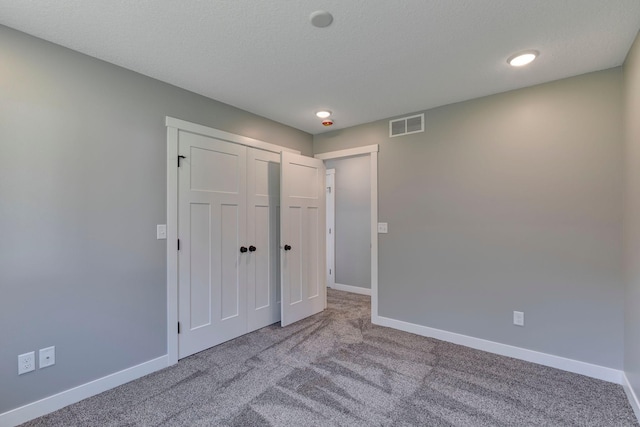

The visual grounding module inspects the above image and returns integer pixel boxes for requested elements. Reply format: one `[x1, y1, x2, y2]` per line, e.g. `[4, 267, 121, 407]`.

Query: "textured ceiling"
[1, 1, 639, 134]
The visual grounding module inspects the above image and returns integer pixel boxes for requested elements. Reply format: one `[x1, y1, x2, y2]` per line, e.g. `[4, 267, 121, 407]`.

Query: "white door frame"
[314, 144, 379, 320]
[166, 117, 300, 366]
[325, 169, 335, 289]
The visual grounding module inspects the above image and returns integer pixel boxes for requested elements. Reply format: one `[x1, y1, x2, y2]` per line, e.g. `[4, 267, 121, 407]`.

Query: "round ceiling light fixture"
[507, 50, 539, 67]
[310, 10, 333, 28]
[316, 110, 332, 119]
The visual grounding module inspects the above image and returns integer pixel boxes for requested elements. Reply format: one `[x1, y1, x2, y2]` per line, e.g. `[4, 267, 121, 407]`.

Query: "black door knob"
[249, 245, 256, 252]
[284, 244, 292, 251]
[240, 246, 248, 253]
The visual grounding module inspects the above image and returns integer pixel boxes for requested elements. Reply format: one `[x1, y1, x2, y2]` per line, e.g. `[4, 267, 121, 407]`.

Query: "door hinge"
[178, 155, 186, 167]
[178, 322, 181, 334]
[177, 239, 180, 250]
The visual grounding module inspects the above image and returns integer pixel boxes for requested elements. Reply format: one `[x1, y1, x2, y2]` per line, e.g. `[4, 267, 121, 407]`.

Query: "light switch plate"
[377, 223, 388, 233]
[39, 346, 55, 369]
[157, 224, 167, 240]
[513, 311, 524, 326]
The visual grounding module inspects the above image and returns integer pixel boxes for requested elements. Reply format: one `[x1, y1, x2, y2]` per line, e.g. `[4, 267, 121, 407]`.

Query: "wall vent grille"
[389, 113, 424, 138]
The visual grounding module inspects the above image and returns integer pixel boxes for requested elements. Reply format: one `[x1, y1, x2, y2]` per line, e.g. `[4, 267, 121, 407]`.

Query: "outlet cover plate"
[39, 346, 55, 369]
[18, 351, 35, 375]
[377, 222, 388, 233]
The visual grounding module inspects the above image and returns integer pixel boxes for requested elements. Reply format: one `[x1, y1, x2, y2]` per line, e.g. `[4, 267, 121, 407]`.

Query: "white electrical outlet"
[39, 346, 55, 369]
[18, 352, 35, 375]
[377, 222, 388, 233]
[157, 224, 167, 240]
[513, 311, 525, 326]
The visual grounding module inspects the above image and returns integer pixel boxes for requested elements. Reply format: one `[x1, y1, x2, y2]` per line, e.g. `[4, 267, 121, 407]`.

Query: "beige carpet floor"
[22, 289, 638, 426]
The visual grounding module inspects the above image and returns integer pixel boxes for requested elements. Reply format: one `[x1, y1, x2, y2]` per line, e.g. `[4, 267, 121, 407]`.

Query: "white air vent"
[389, 113, 424, 137]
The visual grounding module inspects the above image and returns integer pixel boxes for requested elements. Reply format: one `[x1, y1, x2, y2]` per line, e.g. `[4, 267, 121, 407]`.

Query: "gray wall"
[315, 68, 624, 368]
[0, 25, 312, 414]
[325, 156, 371, 289]
[624, 31, 640, 401]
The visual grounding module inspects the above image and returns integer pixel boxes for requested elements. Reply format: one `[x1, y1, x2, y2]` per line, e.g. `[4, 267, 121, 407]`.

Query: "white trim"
[370, 152, 378, 319]
[623, 373, 640, 422]
[372, 315, 623, 384]
[316, 146, 379, 323]
[165, 117, 301, 155]
[330, 283, 372, 296]
[0, 356, 168, 427]
[314, 144, 379, 160]
[325, 169, 335, 290]
[166, 126, 179, 366]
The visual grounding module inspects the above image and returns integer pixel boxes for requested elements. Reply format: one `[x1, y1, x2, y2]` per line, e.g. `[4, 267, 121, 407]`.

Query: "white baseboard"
[0, 355, 168, 427]
[372, 315, 623, 384]
[329, 283, 371, 296]
[623, 373, 640, 422]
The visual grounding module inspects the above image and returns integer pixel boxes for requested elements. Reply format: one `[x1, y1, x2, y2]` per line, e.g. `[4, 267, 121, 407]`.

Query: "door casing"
[325, 169, 335, 289]
[314, 145, 379, 321]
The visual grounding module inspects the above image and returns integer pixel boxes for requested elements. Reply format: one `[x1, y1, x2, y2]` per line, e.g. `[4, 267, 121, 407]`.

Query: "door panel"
[254, 206, 270, 309]
[280, 152, 326, 327]
[288, 207, 303, 305]
[289, 164, 319, 198]
[275, 207, 281, 305]
[221, 204, 241, 320]
[247, 149, 281, 332]
[189, 203, 212, 329]
[178, 131, 247, 358]
[307, 207, 320, 299]
[190, 146, 240, 193]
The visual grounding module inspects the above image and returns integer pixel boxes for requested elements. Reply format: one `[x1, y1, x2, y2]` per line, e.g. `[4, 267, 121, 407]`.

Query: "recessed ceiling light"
[316, 110, 332, 119]
[310, 10, 333, 28]
[507, 50, 539, 67]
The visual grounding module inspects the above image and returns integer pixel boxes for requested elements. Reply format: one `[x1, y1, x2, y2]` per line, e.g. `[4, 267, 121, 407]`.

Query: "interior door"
[247, 148, 281, 332]
[178, 131, 248, 358]
[280, 151, 326, 327]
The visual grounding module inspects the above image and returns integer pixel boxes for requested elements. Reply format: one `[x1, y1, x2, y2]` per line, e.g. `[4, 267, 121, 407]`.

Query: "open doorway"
[315, 145, 378, 322]
[325, 156, 371, 295]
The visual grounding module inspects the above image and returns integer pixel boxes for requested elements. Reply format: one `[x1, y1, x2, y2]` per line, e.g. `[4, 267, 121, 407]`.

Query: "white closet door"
[247, 148, 281, 332]
[178, 131, 247, 358]
[280, 151, 326, 327]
